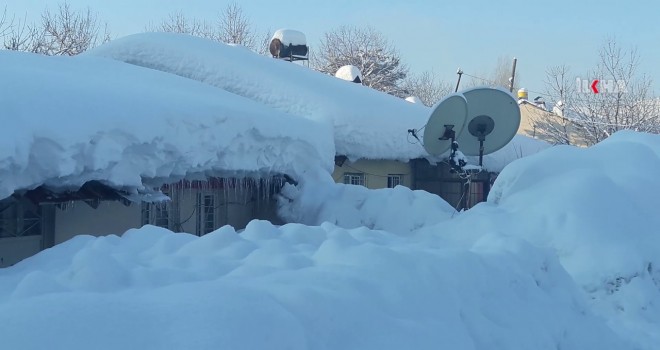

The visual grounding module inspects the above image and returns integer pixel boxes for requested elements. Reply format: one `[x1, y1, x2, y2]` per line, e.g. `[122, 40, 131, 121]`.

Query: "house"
[1, 34, 553, 267]
[517, 89, 588, 146]
[0, 48, 333, 267]
[331, 134, 548, 211]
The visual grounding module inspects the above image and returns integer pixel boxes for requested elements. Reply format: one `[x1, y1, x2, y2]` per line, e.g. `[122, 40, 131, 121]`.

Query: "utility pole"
[509, 57, 517, 93]
[455, 68, 464, 92]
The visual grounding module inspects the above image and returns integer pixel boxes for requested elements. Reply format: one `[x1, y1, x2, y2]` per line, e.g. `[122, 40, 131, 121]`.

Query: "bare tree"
[528, 64, 577, 145]
[149, 4, 260, 51]
[3, 14, 40, 52]
[401, 71, 452, 107]
[0, 7, 11, 38]
[257, 28, 273, 56]
[0, 7, 37, 52]
[3, 3, 110, 55]
[147, 11, 215, 39]
[540, 38, 659, 146]
[217, 3, 256, 49]
[314, 25, 408, 96]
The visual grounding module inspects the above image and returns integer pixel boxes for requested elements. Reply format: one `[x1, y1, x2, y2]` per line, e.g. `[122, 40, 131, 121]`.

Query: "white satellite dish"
[455, 87, 520, 162]
[422, 94, 468, 156]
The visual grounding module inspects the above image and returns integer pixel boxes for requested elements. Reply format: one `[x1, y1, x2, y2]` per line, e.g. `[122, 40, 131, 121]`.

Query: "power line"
[461, 72, 553, 98]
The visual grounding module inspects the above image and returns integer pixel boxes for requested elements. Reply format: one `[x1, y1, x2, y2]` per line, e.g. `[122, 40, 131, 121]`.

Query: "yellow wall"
[518, 102, 588, 147]
[332, 159, 412, 189]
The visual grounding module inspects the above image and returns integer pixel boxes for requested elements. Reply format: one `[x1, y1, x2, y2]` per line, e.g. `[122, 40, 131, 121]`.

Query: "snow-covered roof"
[335, 65, 362, 82]
[86, 33, 431, 162]
[271, 29, 307, 46]
[0, 50, 334, 200]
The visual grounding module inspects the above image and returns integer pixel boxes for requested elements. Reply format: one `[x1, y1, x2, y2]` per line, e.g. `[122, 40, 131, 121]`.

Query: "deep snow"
[86, 33, 548, 171]
[1, 33, 657, 350]
[86, 32, 433, 161]
[2, 131, 659, 349]
[0, 49, 334, 200]
[0, 222, 632, 350]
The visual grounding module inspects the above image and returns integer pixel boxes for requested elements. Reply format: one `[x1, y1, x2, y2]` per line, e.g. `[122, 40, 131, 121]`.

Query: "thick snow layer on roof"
[334, 64, 362, 82]
[0, 50, 334, 200]
[87, 33, 431, 161]
[271, 29, 307, 46]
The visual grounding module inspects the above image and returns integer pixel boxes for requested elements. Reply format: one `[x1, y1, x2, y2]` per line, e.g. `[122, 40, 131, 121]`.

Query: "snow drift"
[278, 174, 456, 234]
[87, 33, 549, 171]
[0, 222, 631, 350]
[0, 50, 334, 200]
[86, 32, 432, 161]
[419, 130, 660, 349]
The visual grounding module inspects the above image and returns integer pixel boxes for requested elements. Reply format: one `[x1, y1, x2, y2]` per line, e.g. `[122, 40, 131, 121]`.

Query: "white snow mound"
[0, 50, 334, 199]
[0, 222, 631, 350]
[424, 130, 660, 349]
[86, 32, 431, 161]
[278, 175, 456, 233]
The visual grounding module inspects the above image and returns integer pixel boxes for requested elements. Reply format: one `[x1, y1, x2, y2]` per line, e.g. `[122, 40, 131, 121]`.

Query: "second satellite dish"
[423, 94, 468, 156]
[456, 87, 521, 157]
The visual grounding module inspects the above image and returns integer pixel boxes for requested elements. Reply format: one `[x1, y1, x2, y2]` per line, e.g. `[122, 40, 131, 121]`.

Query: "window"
[387, 175, 403, 188]
[196, 193, 216, 236]
[343, 173, 365, 186]
[0, 198, 41, 238]
[141, 202, 170, 229]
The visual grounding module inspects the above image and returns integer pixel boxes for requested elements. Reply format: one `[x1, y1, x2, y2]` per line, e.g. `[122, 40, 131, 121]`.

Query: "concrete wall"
[54, 201, 141, 244]
[0, 236, 42, 267]
[332, 159, 412, 189]
[52, 185, 280, 244]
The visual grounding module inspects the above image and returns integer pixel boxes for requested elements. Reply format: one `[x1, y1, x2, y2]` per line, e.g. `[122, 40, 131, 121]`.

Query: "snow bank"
[422, 130, 660, 349]
[278, 173, 456, 234]
[475, 134, 551, 172]
[0, 50, 334, 199]
[0, 223, 631, 350]
[86, 32, 431, 161]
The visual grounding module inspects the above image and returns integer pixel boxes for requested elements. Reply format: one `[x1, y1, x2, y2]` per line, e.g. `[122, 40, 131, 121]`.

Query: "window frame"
[343, 172, 366, 186]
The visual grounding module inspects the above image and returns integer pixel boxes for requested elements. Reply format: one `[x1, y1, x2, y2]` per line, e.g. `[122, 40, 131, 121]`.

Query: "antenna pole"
[455, 68, 463, 92]
[509, 58, 517, 93]
[479, 139, 485, 166]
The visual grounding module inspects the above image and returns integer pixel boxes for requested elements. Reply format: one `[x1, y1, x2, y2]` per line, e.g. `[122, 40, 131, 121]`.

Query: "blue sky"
[4, 0, 659, 97]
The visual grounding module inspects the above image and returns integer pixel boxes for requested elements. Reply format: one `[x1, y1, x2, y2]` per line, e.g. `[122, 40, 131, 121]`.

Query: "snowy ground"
[2, 131, 658, 349]
[1, 34, 658, 349]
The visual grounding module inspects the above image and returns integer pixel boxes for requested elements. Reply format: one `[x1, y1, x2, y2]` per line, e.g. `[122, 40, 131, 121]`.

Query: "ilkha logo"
[576, 78, 627, 94]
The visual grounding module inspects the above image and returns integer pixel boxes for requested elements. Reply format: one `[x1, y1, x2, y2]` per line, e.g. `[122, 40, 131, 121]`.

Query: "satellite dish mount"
[467, 115, 495, 166]
[438, 124, 466, 172]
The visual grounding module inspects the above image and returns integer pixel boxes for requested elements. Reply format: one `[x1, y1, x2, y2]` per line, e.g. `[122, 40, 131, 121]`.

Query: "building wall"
[53, 201, 141, 244]
[171, 185, 270, 234]
[519, 102, 588, 147]
[0, 236, 42, 268]
[332, 159, 412, 189]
